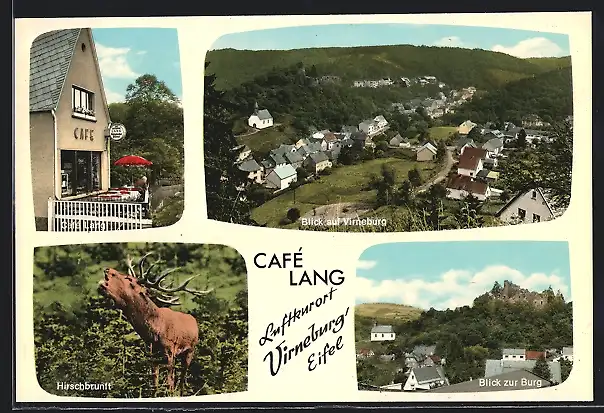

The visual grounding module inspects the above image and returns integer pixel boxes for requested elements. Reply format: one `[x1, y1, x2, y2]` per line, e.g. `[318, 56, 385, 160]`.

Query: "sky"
[91, 28, 182, 104]
[210, 23, 570, 59]
[356, 241, 571, 311]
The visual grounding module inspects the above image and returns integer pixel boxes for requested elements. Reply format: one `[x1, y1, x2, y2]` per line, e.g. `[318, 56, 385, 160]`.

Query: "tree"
[559, 358, 573, 383]
[491, 281, 503, 295]
[532, 355, 552, 381]
[408, 167, 423, 188]
[516, 129, 527, 148]
[125, 74, 180, 104]
[436, 140, 447, 162]
[204, 62, 257, 225]
[287, 207, 301, 222]
[467, 127, 482, 143]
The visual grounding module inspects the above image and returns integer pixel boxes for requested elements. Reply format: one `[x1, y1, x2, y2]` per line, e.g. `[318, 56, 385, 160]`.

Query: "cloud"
[135, 50, 147, 55]
[433, 36, 471, 48]
[103, 88, 125, 104]
[357, 260, 378, 270]
[95, 43, 139, 79]
[356, 265, 570, 310]
[491, 37, 565, 58]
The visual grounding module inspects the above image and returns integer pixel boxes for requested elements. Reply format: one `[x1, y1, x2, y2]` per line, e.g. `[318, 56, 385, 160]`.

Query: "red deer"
[98, 252, 213, 395]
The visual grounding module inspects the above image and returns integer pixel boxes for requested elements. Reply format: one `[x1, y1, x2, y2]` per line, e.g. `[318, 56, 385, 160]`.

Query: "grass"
[428, 126, 457, 141]
[236, 120, 299, 155]
[251, 157, 438, 227]
[356, 303, 423, 323]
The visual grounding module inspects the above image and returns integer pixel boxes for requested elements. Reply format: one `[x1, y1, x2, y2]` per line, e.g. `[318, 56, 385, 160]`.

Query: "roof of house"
[456, 137, 476, 148]
[494, 187, 562, 218]
[390, 134, 404, 144]
[457, 147, 488, 170]
[270, 153, 286, 165]
[271, 164, 297, 179]
[482, 137, 504, 151]
[323, 132, 338, 142]
[254, 109, 272, 120]
[285, 151, 304, 164]
[308, 151, 330, 164]
[260, 159, 275, 169]
[503, 348, 526, 356]
[419, 142, 437, 154]
[413, 345, 437, 357]
[446, 175, 489, 196]
[412, 366, 447, 384]
[351, 131, 369, 140]
[374, 115, 387, 123]
[359, 119, 375, 127]
[562, 346, 573, 356]
[237, 158, 262, 172]
[428, 369, 551, 393]
[459, 120, 477, 128]
[371, 324, 394, 334]
[30, 29, 109, 117]
[484, 359, 562, 383]
[271, 144, 295, 157]
[525, 350, 547, 360]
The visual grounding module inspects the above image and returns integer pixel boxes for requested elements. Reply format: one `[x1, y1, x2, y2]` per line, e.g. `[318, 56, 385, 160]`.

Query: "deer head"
[98, 252, 213, 307]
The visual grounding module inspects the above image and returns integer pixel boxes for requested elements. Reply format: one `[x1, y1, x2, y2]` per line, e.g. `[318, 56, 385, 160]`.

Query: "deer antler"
[125, 254, 137, 278]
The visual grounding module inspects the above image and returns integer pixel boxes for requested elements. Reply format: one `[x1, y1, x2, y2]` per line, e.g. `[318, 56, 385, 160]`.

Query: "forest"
[355, 283, 573, 387]
[33, 243, 248, 398]
[206, 45, 571, 91]
[107, 74, 185, 227]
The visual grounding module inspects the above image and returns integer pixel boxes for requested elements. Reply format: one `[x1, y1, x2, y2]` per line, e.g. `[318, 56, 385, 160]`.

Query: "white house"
[553, 347, 574, 363]
[320, 132, 339, 151]
[374, 115, 389, 129]
[446, 175, 491, 201]
[482, 137, 505, 157]
[359, 119, 377, 135]
[502, 348, 526, 361]
[248, 104, 274, 129]
[390, 134, 410, 148]
[416, 142, 438, 162]
[237, 157, 264, 184]
[457, 147, 487, 178]
[265, 164, 297, 190]
[403, 366, 449, 391]
[495, 187, 562, 224]
[370, 324, 395, 341]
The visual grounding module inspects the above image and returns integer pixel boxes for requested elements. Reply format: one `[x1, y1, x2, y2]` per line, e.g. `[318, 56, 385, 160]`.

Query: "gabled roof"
[285, 151, 304, 164]
[270, 153, 286, 165]
[322, 132, 338, 142]
[308, 151, 329, 164]
[446, 175, 489, 196]
[254, 109, 272, 120]
[458, 147, 487, 170]
[371, 324, 394, 334]
[482, 138, 504, 151]
[456, 137, 476, 148]
[412, 366, 447, 383]
[271, 164, 296, 179]
[260, 159, 275, 169]
[503, 348, 526, 356]
[237, 158, 262, 172]
[30, 28, 110, 120]
[419, 142, 437, 154]
[271, 144, 295, 157]
[494, 187, 562, 218]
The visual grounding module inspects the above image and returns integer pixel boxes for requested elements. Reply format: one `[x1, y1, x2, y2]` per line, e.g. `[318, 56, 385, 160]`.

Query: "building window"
[72, 86, 96, 120]
[533, 213, 541, 222]
[517, 208, 526, 220]
[531, 190, 537, 199]
[60, 150, 101, 196]
[381, 334, 384, 338]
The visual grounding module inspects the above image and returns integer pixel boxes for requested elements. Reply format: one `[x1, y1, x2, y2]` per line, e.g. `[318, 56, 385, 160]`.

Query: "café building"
[29, 28, 112, 229]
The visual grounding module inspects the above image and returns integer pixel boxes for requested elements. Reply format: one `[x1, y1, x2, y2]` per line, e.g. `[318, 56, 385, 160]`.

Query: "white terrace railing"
[48, 198, 153, 232]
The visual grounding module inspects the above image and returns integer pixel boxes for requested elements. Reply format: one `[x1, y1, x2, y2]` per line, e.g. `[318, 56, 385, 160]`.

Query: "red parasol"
[114, 155, 153, 166]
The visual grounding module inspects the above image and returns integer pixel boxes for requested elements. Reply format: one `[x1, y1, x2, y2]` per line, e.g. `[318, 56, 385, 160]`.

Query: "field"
[428, 126, 458, 141]
[251, 157, 438, 227]
[356, 303, 424, 323]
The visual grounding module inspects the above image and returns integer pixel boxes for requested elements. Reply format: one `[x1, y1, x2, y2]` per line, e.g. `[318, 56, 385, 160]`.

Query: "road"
[415, 146, 455, 194]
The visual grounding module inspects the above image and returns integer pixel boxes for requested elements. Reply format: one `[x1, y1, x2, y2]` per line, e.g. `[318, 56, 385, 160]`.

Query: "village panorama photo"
[29, 27, 184, 232]
[354, 241, 573, 393]
[203, 23, 573, 233]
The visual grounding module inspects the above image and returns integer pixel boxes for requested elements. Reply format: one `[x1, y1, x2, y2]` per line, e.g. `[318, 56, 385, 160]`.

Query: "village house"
[269, 153, 287, 169]
[403, 366, 449, 391]
[502, 348, 526, 361]
[389, 134, 410, 148]
[285, 151, 304, 169]
[320, 132, 339, 151]
[484, 358, 563, 384]
[524, 129, 551, 145]
[231, 144, 252, 162]
[482, 137, 505, 158]
[370, 324, 395, 342]
[522, 114, 549, 128]
[455, 137, 477, 155]
[495, 187, 562, 224]
[457, 120, 477, 135]
[297, 141, 322, 159]
[247, 103, 273, 129]
[457, 147, 487, 177]
[416, 142, 437, 162]
[356, 348, 375, 359]
[265, 164, 297, 190]
[340, 125, 359, 138]
[446, 175, 491, 201]
[236, 157, 264, 184]
[304, 151, 332, 174]
[525, 350, 548, 361]
[359, 115, 389, 136]
[475, 169, 499, 184]
[553, 347, 574, 363]
[351, 131, 374, 148]
[29, 28, 113, 230]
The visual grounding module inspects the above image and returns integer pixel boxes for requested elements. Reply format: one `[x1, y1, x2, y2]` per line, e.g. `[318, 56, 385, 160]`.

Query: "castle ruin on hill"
[489, 280, 566, 309]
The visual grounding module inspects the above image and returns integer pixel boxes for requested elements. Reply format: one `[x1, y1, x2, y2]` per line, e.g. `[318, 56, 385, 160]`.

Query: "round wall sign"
[109, 123, 127, 141]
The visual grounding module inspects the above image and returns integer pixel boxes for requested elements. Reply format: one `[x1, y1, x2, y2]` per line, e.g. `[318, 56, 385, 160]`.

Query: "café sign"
[74, 127, 95, 141]
[108, 123, 127, 141]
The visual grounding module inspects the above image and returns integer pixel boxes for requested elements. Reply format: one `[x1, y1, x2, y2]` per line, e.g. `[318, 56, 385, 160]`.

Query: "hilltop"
[206, 45, 571, 91]
[356, 302, 424, 322]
